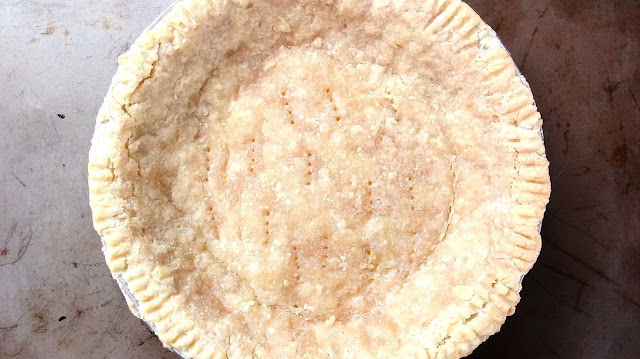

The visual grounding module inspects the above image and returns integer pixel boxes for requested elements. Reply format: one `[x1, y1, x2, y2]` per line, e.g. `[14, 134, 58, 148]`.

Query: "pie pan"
[91, 1, 551, 358]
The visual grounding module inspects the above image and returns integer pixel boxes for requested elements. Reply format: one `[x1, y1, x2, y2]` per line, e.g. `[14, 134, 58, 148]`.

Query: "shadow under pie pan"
[89, 0, 550, 358]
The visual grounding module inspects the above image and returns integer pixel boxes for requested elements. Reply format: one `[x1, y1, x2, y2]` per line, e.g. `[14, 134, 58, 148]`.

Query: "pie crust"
[89, 0, 551, 358]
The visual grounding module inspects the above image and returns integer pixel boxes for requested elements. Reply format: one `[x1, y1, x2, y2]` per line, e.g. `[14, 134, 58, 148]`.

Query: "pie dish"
[88, 0, 551, 358]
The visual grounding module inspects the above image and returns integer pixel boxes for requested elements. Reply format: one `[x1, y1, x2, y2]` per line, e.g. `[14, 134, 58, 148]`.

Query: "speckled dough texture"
[88, 0, 550, 358]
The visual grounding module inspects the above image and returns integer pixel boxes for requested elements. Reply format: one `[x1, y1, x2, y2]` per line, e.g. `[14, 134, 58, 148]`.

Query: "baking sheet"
[1, 1, 638, 358]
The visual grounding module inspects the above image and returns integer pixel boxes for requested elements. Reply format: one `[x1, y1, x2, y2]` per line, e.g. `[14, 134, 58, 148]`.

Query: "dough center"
[203, 47, 455, 320]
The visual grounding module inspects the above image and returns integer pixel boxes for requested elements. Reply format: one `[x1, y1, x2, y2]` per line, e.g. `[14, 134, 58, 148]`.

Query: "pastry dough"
[89, 0, 550, 358]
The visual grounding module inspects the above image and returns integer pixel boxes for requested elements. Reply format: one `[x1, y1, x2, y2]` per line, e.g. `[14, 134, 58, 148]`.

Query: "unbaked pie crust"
[89, 0, 551, 358]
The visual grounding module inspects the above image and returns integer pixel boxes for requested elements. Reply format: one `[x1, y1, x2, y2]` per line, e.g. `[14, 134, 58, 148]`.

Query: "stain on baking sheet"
[611, 143, 627, 168]
[5, 272, 139, 357]
[603, 77, 621, 108]
[0, 223, 37, 267]
[41, 25, 56, 36]
[85, 17, 123, 31]
[136, 327, 156, 347]
[32, 311, 48, 334]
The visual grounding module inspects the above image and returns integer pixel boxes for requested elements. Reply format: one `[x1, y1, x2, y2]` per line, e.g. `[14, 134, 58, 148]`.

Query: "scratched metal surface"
[0, 1, 638, 358]
[0, 1, 177, 358]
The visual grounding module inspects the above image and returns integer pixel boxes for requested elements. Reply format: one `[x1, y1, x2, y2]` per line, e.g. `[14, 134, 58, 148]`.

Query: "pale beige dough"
[89, 0, 550, 358]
